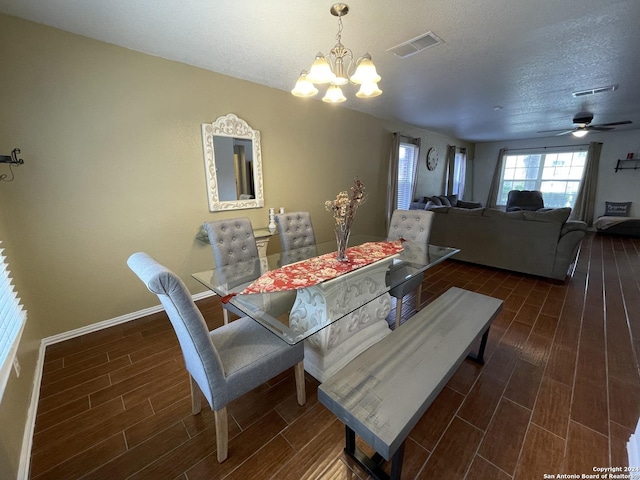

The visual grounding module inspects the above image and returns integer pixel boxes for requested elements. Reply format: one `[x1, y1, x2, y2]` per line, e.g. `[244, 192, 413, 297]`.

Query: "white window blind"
[397, 142, 419, 210]
[0, 242, 27, 398]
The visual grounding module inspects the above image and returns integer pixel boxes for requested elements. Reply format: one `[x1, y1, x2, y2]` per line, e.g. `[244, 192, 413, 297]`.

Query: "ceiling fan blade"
[554, 130, 575, 136]
[587, 126, 614, 131]
[537, 128, 574, 134]
[590, 120, 632, 127]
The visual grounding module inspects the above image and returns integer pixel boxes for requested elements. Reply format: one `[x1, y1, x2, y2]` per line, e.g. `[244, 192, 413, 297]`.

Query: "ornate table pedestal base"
[289, 258, 394, 382]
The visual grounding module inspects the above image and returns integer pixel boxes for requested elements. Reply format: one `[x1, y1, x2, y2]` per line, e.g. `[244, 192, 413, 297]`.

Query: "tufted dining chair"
[274, 211, 317, 251]
[203, 217, 260, 324]
[127, 252, 305, 463]
[387, 209, 435, 328]
[274, 212, 319, 265]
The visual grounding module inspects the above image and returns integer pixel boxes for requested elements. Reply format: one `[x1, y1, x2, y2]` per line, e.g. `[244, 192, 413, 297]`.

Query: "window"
[451, 149, 467, 198]
[497, 148, 587, 208]
[0, 242, 27, 399]
[397, 142, 419, 210]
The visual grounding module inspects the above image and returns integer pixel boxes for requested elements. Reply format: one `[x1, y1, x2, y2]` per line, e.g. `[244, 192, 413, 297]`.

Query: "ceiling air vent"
[387, 32, 443, 58]
[572, 85, 618, 97]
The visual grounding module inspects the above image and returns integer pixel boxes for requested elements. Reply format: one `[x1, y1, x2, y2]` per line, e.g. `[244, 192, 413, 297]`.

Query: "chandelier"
[291, 3, 381, 103]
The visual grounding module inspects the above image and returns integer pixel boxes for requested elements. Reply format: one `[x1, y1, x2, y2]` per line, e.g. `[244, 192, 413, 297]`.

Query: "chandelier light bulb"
[350, 55, 381, 85]
[291, 71, 319, 97]
[355, 81, 382, 98]
[322, 85, 347, 103]
[306, 54, 336, 84]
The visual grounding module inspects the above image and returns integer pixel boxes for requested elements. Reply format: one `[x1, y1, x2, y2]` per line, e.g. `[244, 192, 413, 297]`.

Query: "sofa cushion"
[523, 207, 571, 223]
[430, 206, 450, 213]
[448, 207, 484, 216]
[457, 200, 482, 209]
[561, 220, 588, 235]
[482, 208, 524, 220]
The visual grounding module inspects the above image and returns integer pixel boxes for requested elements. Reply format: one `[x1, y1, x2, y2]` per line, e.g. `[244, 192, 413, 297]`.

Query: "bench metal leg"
[344, 426, 405, 480]
[466, 327, 490, 365]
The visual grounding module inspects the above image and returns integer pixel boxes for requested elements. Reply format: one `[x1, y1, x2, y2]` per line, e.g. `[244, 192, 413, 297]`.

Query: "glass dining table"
[192, 234, 459, 381]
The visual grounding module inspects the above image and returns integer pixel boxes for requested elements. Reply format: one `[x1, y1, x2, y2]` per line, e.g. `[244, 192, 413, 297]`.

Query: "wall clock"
[427, 147, 438, 171]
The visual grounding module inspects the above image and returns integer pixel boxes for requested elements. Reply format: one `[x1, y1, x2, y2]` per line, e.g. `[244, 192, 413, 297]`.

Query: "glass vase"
[335, 225, 351, 262]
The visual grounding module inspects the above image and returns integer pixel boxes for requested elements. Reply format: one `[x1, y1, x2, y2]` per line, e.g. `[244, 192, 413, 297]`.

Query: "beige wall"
[0, 14, 470, 476]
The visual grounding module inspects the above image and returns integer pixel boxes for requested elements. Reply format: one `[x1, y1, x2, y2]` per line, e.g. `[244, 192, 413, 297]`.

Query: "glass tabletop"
[192, 234, 459, 344]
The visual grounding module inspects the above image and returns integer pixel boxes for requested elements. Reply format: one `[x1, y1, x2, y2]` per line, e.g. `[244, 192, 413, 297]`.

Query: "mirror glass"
[201, 114, 264, 211]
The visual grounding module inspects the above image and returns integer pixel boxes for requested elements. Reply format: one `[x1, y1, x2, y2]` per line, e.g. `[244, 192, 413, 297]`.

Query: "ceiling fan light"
[306, 54, 335, 84]
[322, 85, 347, 103]
[572, 129, 589, 138]
[350, 55, 381, 84]
[291, 71, 319, 97]
[355, 81, 382, 98]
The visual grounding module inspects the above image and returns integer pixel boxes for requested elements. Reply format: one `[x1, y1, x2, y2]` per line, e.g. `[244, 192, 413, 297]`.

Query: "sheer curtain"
[446, 146, 467, 199]
[386, 134, 420, 229]
[570, 142, 602, 225]
[445, 145, 456, 195]
[486, 148, 508, 208]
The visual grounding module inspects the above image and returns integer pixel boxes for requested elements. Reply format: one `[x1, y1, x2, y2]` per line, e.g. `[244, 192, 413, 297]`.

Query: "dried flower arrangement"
[325, 177, 366, 261]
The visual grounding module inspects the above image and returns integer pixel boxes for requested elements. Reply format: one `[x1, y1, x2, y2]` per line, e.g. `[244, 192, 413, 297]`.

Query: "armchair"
[506, 190, 545, 212]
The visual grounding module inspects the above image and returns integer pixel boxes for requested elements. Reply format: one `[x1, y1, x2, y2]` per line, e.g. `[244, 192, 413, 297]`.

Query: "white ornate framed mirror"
[201, 114, 264, 211]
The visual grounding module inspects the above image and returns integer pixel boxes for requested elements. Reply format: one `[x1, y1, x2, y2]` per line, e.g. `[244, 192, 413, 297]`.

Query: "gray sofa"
[428, 206, 587, 280]
[410, 194, 482, 211]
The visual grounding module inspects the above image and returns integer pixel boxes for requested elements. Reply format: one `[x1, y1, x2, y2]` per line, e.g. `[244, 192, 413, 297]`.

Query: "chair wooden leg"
[222, 308, 229, 325]
[415, 286, 422, 311]
[189, 375, 202, 415]
[395, 298, 403, 329]
[214, 407, 228, 463]
[295, 361, 306, 406]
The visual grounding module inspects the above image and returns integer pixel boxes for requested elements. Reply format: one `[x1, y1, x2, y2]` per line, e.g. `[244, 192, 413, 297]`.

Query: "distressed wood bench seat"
[318, 287, 503, 480]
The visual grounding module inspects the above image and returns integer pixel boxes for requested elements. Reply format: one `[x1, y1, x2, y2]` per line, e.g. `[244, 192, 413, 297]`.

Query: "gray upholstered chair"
[387, 209, 435, 328]
[506, 190, 545, 212]
[203, 217, 260, 324]
[127, 252, 305, 463]
[274, 211, 317, 251]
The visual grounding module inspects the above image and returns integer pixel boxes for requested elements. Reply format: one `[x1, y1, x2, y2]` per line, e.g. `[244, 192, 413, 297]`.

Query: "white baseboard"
[17, 289, 216, 479]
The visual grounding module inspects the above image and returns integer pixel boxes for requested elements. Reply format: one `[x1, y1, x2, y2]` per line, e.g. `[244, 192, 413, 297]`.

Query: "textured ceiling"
[1, 0, 639, 142]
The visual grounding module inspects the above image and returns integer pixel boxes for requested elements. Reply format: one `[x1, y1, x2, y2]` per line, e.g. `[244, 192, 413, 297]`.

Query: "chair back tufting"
[275, 211, 317, 251]
[203, 217, 259, 267]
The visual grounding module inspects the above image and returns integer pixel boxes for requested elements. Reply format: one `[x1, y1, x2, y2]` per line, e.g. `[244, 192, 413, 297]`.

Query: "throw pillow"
[446, 194, 458, 207]
[604, 201, 631, 217]
[523, 207, 571, 223]
[429, 196, 443, 206]
[437, 195, 452, 207]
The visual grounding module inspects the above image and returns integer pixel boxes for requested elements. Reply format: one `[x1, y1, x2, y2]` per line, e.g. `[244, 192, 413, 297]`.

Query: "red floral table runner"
[226, 241, 403, 298]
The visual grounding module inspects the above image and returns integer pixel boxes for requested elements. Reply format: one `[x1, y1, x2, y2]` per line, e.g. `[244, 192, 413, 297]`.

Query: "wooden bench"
[317, 287, 503, 480]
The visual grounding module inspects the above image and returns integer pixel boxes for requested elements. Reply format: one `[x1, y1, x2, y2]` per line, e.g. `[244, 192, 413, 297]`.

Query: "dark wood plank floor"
[29, 232, 640, 479]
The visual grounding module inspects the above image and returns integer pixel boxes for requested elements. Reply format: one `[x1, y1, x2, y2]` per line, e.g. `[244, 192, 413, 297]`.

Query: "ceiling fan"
[538, 112, 632, 137]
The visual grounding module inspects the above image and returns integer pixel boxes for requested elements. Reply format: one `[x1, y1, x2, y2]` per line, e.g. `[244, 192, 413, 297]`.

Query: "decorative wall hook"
[0, 148, 24, 182]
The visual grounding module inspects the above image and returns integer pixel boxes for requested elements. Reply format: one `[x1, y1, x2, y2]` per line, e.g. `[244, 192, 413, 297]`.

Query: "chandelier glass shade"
[291, 3, 381, 103]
